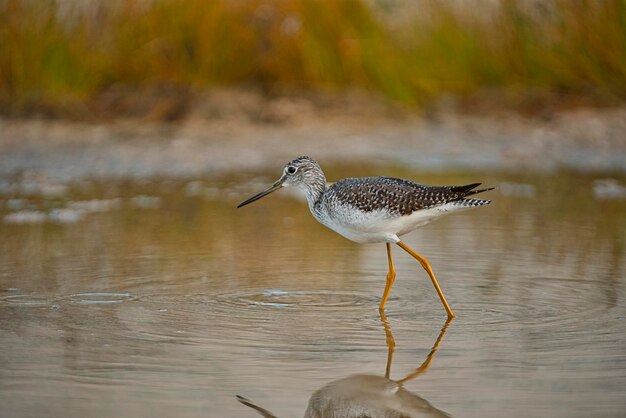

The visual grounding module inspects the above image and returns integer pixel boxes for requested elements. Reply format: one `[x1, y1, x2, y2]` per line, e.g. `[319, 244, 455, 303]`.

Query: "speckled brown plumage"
[323, 177, 493, 216]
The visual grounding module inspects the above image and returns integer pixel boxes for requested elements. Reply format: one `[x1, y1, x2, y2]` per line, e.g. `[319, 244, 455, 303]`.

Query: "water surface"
[1, 167, 625, 417]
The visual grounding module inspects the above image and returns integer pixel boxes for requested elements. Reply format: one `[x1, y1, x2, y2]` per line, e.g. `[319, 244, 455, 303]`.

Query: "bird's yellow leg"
[396, 318, 452, 384]
[396, 241, 456, 319]
[379, 309, 396, 379]
[379, 243, 397, 313]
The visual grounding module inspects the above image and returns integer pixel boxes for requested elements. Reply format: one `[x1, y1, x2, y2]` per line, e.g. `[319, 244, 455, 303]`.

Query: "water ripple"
[0, 294, 54, 306]
[63, 292, 136, 304]
[131, 288, 385, 353]
[216, 289, 376, 309]
[0, 292, 136, 306]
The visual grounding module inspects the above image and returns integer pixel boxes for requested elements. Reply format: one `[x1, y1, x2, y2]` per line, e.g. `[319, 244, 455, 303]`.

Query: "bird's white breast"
[314, 202, 469, 244]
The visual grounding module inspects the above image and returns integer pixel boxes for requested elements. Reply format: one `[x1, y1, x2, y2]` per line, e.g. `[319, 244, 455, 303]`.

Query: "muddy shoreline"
[1, 105, 625, 184]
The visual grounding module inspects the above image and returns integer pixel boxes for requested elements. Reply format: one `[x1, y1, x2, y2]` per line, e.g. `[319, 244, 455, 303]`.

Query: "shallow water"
[1, 167, 625, 417]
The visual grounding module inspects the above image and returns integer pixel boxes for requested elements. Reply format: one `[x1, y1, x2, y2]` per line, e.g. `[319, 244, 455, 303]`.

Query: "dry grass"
[1, 0, 625, 118]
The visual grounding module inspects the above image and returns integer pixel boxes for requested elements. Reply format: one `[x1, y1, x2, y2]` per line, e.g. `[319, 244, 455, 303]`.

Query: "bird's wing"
[327, 177, 491, 216]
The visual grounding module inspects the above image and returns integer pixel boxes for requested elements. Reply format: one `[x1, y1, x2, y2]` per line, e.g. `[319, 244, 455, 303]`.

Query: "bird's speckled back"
[318, 177, 489, 217]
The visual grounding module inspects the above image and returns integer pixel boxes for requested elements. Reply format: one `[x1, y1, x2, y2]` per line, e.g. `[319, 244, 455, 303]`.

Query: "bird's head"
[237, 156, 324, 208]
[279, 156, 323, 188]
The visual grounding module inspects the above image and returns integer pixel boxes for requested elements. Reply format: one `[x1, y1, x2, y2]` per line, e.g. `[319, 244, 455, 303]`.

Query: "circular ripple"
[138, 292, 219, 304]
[374, 275, 612, 330]
[216, 289, 377, 309]
[0, 294, 55, 306]
[138, 289, 377, 311]
[452, 301, 524, 326]
[460, 276, 608, 329]
[133, 289, 385, 353]
[63, 292, 136, 304]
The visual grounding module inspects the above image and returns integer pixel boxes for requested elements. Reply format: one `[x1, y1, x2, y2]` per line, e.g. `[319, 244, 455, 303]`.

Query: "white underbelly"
[315, 203, 467, 244]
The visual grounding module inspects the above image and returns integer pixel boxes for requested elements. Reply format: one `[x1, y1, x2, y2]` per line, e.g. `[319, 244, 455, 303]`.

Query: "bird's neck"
[301, 175, 327, 213]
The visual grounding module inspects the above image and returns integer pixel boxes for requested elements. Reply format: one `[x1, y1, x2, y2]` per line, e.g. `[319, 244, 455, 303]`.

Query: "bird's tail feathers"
[455, 198, 491, 207]
[463, 186, 495, 197]
[449, 183, 494, 200]
[449, 183, 482, 194]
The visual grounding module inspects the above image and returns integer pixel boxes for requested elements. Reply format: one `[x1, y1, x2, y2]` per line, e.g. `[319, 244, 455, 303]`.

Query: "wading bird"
[238, 156, 493, 319]
[237, 313, 453, 417]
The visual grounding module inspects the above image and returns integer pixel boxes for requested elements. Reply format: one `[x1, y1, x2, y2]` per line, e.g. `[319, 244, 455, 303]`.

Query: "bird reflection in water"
[237, 313, 452, 418]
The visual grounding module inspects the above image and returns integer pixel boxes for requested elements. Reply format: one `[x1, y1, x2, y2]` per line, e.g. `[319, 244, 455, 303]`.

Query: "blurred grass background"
[1, 0, 625, 119]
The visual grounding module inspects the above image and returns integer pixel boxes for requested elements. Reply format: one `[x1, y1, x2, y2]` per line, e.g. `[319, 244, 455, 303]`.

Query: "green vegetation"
[1, 0, 625, 117]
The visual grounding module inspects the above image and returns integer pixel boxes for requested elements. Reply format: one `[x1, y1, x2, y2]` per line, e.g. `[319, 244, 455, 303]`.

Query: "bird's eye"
[286, 166, 297, 175]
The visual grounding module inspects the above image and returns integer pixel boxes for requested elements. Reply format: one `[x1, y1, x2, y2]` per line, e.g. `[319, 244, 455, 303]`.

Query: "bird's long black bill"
[237, 180, 283, 208]
[236, 395, 278, 418]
